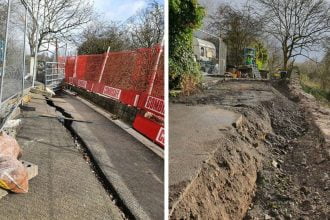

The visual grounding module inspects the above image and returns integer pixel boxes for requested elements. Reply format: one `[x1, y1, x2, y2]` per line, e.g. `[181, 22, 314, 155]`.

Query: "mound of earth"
[170, 79, 329, 219]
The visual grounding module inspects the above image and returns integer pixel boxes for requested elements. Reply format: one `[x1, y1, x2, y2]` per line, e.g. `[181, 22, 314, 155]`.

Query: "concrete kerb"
[63, 89, 164, 159]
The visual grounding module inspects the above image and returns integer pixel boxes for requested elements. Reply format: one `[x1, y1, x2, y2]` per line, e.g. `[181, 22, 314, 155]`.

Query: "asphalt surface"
[0, 93, 123, 220]
[169, 104, 241, 206]
[51, 93, 164, 220]
[169, 104, 241, 187]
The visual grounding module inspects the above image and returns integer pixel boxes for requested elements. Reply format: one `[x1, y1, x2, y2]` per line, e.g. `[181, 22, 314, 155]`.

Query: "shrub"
[169, 0, 205, 91]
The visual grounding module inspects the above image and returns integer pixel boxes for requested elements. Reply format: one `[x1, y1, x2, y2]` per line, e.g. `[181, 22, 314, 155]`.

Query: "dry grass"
[180, 74, 201, 96]
[300, 73, 330, 106]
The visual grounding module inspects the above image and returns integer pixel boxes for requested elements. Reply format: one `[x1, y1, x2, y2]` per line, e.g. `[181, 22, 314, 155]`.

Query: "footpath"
[49, 92, 164, 220]
[0, 93, 124, 220]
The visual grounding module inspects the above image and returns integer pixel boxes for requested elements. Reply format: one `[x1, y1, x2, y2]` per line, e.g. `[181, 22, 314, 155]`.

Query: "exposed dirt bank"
[170, 80, 329, 219]
[170, 129, 263, 219]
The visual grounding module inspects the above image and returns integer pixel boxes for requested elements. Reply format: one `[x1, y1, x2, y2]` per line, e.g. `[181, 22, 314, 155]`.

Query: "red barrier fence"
[65, 45, 164, 147]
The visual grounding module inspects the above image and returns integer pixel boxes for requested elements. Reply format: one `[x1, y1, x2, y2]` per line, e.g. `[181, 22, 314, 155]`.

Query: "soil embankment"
[170, 79, 329, 219]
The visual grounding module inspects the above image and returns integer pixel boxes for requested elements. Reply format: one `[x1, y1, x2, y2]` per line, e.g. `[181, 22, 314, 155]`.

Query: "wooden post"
[73, 51, 78, 78]
[147, 38, 164, 96]
[98, 46, 111, 83]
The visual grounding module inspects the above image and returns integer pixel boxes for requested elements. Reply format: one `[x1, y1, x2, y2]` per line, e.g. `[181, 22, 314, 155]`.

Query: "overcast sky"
[93, 0, 163, 22]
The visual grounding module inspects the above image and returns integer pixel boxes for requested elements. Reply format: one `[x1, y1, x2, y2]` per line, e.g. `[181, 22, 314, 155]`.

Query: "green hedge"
[169, 0, 205, 90]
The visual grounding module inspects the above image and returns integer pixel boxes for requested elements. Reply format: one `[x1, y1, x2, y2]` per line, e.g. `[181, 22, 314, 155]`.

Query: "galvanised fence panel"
[0, 0, 33, 127]
[1, 0, 30, 102]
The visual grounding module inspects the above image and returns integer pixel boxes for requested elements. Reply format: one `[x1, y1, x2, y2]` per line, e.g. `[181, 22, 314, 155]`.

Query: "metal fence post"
[0, 0, 12, 106]
[44, 63, 47, 90]
[98, 46, 111, 83]
[22, 6, 28, 99]
[32, 0, 40, 87]
[219, 38, 221, 75]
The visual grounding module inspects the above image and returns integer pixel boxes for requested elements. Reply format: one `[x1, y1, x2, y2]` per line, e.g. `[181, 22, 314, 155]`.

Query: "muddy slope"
[170, 81, 330, 219]
[245, 82, 330, 219]
[170, 129, 265, 219]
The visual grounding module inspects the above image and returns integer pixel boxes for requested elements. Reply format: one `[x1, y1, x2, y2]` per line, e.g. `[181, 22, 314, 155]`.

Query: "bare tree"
[257, 0, 330, 70]
[78, 21, 130, 54]
[266, 39, 283, 74]
[24, 0, 92, 56]
[128, 0, 164, 48]
[320, 45, 330, 89]
[208, 3, 263, 66]
[323, 37, 330, 52]
[79, 18, 110, 41]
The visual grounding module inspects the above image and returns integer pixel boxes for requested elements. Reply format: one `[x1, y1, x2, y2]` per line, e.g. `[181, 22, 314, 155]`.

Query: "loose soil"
[170, 79, 330, 219]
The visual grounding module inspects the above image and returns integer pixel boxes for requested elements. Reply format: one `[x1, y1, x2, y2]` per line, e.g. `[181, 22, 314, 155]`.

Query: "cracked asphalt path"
[0, 93, 124, 220]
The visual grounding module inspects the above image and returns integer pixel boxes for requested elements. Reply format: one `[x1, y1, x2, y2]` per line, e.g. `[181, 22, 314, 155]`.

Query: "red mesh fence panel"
[75, 56, 87, 80]
[150, 49, 164, 98]
[79, 54, 104, 82]
[131, 47, 158, 94]
[101, 51, 137, 90]
[65, 56, 75, 80]
[65, 44, 164, 99]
